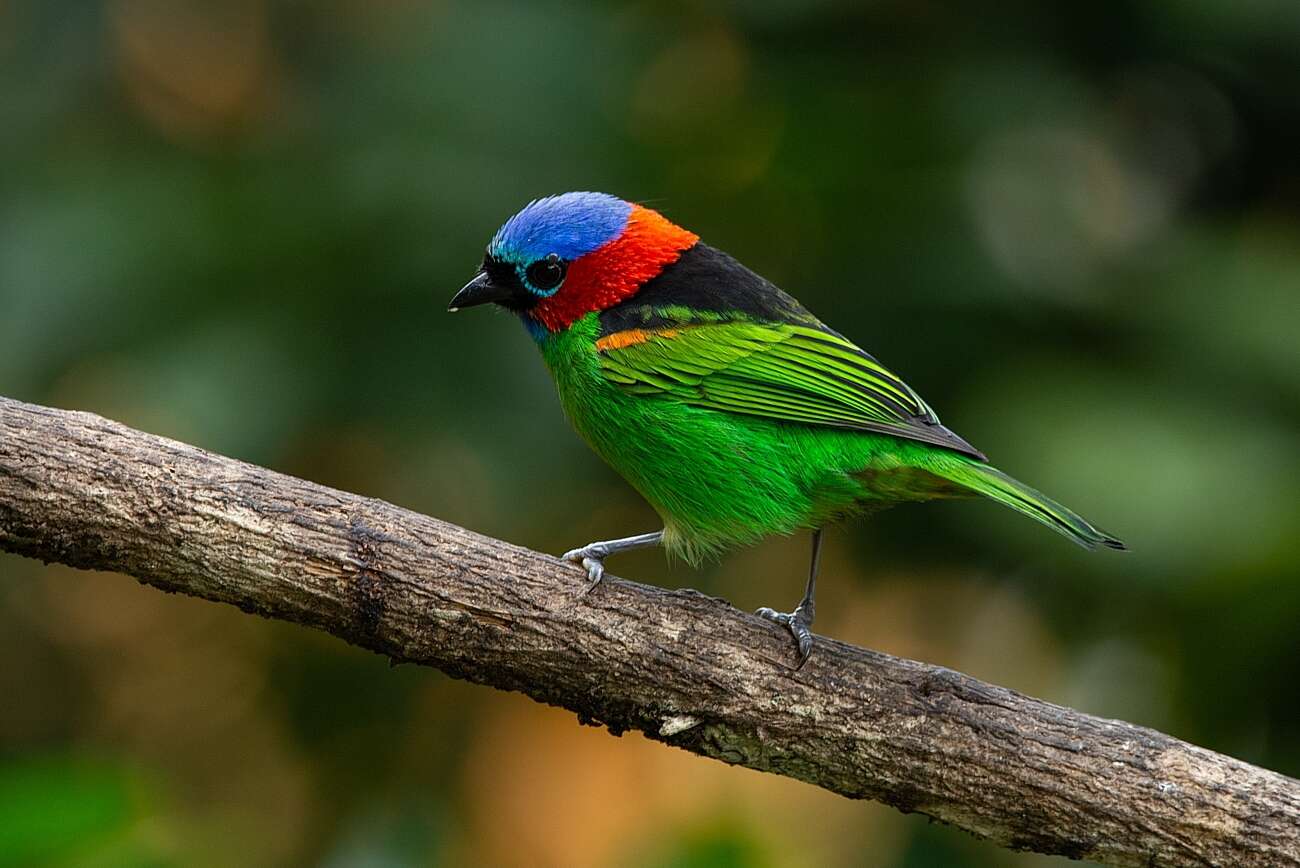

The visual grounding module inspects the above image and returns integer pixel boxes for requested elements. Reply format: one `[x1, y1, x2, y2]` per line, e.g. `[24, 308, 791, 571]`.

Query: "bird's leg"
[562, 530, 664, 593]
[756, 528, 823, 669]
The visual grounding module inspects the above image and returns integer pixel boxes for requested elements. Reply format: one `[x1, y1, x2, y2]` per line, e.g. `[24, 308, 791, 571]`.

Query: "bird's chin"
[520, 312, 550, 341]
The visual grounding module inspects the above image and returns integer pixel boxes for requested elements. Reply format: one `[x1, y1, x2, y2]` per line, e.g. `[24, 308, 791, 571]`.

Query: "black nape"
[599, 243, 813, 333]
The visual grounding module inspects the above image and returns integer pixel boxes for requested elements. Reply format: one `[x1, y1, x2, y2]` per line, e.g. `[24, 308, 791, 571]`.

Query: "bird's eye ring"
[525, 253, 567, 294]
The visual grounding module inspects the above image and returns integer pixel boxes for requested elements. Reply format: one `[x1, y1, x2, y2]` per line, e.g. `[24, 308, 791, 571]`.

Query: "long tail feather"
[935, 460, 1126, 551]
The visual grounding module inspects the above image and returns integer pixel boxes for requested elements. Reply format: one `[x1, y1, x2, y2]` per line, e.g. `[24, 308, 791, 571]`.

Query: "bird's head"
[448, 192, 698, 336]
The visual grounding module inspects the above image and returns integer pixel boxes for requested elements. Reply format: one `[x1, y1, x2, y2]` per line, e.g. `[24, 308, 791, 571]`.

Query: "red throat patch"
[530, 204, 699, 332]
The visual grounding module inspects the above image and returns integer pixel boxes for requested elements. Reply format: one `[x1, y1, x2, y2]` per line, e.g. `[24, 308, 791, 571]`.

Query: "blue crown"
[490, 192, 631, 263]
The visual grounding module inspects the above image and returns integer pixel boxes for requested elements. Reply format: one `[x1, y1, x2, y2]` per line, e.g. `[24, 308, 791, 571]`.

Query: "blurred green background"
[2, 1, 1298, 866]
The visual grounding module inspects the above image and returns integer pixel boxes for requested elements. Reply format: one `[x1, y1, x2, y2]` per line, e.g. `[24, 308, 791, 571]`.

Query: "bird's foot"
[561, 542, 610, 594]
[559, 531, 665, 596]
[755, 604, 816, 669]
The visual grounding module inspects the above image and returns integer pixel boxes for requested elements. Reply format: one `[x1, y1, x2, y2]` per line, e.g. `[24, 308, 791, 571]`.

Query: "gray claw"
[756, 605, 815, 669]
[579, 556, 604, 593]
[562, 545, 606, 593]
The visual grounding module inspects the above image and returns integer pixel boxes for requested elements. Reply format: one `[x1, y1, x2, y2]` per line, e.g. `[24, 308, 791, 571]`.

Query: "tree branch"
[1, 395, 1296, 866]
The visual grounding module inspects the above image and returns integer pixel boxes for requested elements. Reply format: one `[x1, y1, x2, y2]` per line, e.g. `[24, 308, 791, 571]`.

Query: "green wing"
[595, 318, 986, 460]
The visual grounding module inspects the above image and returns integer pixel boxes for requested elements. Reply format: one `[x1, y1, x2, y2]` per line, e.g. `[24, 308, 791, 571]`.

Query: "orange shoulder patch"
[596, 329, 649, 351]
[595, 328, 679, 351]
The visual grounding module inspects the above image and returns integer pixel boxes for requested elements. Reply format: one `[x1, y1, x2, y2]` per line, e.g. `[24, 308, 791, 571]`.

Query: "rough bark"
[1, 395, 1296, 866]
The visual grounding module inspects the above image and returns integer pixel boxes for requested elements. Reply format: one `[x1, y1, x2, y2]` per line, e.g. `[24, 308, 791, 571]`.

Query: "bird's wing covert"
[595, 320, 986, 459]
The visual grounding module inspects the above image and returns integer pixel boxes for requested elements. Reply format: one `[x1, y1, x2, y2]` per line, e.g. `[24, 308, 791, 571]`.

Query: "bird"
[448, 192, 1125, 666]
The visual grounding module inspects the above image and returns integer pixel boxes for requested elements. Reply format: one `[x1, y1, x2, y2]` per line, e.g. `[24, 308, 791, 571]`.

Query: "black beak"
[448, 271, 509, 312]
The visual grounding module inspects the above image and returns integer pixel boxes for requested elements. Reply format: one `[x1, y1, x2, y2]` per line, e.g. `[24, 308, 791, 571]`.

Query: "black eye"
[525, 253, 566, 293]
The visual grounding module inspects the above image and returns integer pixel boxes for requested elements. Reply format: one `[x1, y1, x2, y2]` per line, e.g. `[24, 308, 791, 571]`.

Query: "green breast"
[537, 315, 939, 564]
